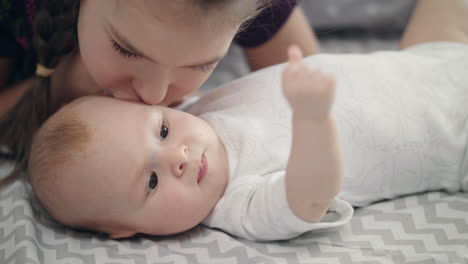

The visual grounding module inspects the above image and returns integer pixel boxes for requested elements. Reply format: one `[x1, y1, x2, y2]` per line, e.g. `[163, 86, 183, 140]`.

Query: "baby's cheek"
[172, 191, 205, 222]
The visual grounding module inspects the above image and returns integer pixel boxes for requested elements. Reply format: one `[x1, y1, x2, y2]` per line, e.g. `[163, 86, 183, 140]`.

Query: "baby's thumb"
[287, 45, 303, 63]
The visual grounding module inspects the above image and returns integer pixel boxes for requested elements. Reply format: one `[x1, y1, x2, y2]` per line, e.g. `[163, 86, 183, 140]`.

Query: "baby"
[28, 42, 468, 241]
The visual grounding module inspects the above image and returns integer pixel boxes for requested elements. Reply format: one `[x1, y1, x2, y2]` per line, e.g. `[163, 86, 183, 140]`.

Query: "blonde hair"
[27, 103, 131, 234]
[28, 105, 91, 220]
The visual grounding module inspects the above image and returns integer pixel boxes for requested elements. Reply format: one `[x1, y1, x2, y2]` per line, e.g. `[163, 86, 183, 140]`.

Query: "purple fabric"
[235, 0, 298, 48]
[0, 0, 39, 80]
[0, 0, 38, 53]
[0, 0, 38, 59]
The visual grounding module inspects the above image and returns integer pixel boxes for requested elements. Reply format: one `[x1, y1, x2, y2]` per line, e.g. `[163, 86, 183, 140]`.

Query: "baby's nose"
[169, 144, 188, 177]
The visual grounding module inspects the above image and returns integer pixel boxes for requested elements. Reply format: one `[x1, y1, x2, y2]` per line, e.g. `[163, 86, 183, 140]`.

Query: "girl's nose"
[133, 72, 171, 105]
[110, 82, 142, 102]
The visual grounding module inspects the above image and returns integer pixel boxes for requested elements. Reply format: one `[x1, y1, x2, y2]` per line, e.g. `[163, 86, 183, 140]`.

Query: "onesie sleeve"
[234, 0, 298, 48]
[202, 171, 353, 241]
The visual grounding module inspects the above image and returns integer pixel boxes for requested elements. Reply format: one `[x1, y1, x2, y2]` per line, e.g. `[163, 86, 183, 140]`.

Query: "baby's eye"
[147, 172, 158, 193]
[160, 124, 169, 140]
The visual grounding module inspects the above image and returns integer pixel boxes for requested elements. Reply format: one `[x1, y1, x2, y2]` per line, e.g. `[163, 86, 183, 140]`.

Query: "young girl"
[0, 0, 317, 183]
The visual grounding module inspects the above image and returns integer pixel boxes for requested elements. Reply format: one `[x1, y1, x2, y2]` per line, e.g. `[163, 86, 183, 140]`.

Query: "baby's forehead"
[64, 96, 133, 122]
[59, 97, 106, 120]
[74, 96, 149, 112]
[69, 96, 120, 110]
[61, 96, 158, 143]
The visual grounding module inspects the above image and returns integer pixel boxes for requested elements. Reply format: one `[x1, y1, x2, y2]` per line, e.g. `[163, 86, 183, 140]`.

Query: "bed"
[1, 1, 467, 263]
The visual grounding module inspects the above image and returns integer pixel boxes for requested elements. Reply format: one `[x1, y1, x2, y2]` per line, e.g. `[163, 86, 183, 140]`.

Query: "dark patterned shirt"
[0, 0, 37, 55]
[235, 0, 298, 48]
[0, 0, 38, 81]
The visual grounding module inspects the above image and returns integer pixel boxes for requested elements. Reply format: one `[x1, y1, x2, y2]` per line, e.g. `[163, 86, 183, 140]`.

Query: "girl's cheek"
[87, 51, 127, 89]
[181, 70, 211, 89]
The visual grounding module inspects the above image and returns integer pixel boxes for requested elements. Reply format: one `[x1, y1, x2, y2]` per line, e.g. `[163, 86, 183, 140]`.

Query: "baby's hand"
[282, 45, 336, 120]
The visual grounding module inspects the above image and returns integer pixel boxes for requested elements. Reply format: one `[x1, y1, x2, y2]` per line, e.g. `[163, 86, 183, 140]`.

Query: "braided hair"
[0, 0, 80, 186]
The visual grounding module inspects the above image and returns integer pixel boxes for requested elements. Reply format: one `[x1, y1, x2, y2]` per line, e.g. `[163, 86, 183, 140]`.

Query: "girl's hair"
[0, 0, 268, 187]
[0, 0, 80, 186]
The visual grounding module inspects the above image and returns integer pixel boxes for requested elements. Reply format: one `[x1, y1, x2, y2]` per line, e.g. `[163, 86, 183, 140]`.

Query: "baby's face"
[60, 96, 229, 238]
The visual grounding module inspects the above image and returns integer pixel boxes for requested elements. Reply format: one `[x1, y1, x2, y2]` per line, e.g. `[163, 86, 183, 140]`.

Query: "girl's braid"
[0, 0, 80, 186]
[34, 0, 79, 68]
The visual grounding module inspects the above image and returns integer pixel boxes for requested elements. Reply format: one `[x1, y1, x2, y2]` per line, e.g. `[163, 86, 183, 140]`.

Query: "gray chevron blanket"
[1, 163, 468, 264]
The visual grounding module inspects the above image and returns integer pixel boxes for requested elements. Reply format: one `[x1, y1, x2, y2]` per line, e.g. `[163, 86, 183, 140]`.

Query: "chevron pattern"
[1, 163, 467, 264]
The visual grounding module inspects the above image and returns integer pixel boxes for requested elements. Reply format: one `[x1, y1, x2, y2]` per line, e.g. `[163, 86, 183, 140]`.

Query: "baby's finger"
[287, 45, 303, 63]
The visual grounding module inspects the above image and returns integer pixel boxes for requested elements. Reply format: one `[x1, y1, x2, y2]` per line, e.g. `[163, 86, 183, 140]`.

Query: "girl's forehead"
[112, 0, 201, 21]
[111, 0, 253, 29]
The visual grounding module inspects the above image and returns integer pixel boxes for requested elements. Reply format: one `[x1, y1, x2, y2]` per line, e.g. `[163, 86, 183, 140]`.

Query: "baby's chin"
[142, 214, 210, 237]
[148, 222, 203, 237]
[71, 214, 205, 239]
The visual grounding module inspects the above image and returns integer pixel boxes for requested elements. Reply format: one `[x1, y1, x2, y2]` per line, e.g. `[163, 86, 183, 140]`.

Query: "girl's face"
[77, 0, 240, 105]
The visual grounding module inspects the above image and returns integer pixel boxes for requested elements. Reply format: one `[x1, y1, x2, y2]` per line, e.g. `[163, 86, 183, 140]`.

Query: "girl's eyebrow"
[107, 22, 226, 67]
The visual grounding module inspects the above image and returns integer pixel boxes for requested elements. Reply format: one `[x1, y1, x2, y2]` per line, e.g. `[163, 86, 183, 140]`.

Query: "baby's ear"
[108, 230, 136, 239]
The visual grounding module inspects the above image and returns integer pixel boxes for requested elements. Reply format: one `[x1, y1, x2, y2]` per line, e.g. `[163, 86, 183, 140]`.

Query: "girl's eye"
[191, 63, 215, 73]
[110, 39, 139, 59]
[160, 124, 169, 140]
[147, 172, 158, 193]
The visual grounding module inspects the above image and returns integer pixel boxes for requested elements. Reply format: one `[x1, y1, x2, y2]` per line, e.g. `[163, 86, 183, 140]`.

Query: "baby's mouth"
[198, 154, 208, 184]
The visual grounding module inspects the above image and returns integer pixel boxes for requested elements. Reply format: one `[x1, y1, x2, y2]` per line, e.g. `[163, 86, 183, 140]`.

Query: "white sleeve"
[202, 172, 353, 241]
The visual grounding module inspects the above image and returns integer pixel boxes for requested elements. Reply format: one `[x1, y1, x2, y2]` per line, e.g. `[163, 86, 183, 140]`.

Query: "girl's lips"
[198, 154, 208, 184]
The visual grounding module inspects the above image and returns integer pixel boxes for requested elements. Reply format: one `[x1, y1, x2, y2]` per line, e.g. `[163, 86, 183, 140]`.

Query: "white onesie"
[185, 42, 468, 241]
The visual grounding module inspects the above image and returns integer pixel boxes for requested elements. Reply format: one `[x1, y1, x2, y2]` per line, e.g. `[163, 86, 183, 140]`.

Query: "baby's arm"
[282, 46, 343, 223]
